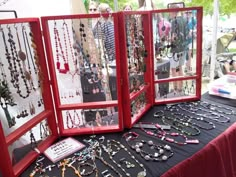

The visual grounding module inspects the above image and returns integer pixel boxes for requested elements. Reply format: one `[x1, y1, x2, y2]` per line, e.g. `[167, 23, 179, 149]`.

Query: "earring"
[38, 100, 42, 107]
[29, 102, 36, 115]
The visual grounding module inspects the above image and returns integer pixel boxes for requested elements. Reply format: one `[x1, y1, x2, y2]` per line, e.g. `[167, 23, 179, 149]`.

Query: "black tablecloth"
[202, 91, 236, 108]
[14, 93, 236, 177]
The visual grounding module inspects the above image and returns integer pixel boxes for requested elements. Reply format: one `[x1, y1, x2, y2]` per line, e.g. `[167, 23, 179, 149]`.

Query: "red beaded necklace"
[54, 21, 69, 74]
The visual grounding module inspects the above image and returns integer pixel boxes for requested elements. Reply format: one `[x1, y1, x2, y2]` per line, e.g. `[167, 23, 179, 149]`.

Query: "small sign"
[44, 137, 85, 163]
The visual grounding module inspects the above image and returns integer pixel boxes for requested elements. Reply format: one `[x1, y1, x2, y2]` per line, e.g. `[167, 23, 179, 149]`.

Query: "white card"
[44, 137, 85, 163]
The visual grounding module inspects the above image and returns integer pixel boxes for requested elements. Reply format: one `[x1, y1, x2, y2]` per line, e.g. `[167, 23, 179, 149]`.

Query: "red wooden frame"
[0, 7, 203, 177]
[150, 7, 203, 105]
[118, 11, 153, 128]
[41, 13, 124, 136]
[0, 18, 58, 177]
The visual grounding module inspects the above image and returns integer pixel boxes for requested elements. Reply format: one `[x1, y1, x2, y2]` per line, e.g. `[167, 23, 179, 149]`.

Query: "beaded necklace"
[139, 122, 199, 145]
[7, 25, 31, 98]
[94, 146, 122, 177]
[161, 105, 216, 130]
[0, 53, 16, 127]
[54, 21, 69, 74]
[178, 101, 231, 123]
[123, 131, 174, 162]
[154, 110, 201, 136]
[105, 139, 147, 177]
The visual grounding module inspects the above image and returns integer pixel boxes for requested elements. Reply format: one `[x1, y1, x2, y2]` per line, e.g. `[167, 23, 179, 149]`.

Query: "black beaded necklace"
[0, 56, 16, 128]
[178, 101, 231, 123]
[172, 104, 216, 130]
[7, 25, 31, 98]
[159, 113, 201, 136]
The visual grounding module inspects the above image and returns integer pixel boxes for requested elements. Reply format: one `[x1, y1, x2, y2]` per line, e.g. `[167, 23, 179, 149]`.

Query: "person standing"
[185, 10, 197, 75]
[169, 4, 189, 92]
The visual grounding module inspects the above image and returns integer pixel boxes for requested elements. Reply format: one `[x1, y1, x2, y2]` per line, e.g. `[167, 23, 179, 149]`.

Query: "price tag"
[44, 137, 85, 163]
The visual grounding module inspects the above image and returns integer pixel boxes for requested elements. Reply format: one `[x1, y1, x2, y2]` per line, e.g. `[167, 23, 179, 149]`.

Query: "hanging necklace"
[30, 130, 38, 150]
[2, 26, 18, 87]
[0, 55, 16, 128]
[15, 25, 35, 90]
[7, 25, 31, 98]
[21, 24, 39, 90]
[39, 121, 49, 140]
[22, 25, 37, 74]
[66, 110, 75, 129]
[123, 131, 174, 162]
[54, 21, 69, 74]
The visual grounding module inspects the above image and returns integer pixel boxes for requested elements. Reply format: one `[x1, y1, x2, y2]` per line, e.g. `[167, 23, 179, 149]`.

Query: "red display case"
[150, 7, 203, 105]
[41, 13, 124, 136]
[0, 18, 58, 177]
[118, 11, 153, 128]
[0, 6, 203, 177]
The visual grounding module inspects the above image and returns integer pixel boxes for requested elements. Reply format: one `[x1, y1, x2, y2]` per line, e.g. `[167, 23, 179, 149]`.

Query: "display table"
[14, 92, 236, 177]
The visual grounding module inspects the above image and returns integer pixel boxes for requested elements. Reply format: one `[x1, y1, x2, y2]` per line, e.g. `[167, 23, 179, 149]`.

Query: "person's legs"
[232, 61, 236, 71]
[224, 61, 231, 74]
[171, 68, 178, 90]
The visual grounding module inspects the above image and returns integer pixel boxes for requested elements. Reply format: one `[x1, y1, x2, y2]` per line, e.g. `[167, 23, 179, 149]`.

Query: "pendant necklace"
[0, 46, 16, 127]
[54, 21, 69, 74]
[7, 25, 31, 98]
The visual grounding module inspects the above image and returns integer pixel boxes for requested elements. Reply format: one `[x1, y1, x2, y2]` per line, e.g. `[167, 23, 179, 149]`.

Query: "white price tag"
[44, 137, 85, 163]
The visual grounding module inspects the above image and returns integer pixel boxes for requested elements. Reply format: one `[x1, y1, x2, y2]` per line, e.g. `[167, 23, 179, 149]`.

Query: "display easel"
[0, 18, 58, 177]
[0, 6, 203, 177]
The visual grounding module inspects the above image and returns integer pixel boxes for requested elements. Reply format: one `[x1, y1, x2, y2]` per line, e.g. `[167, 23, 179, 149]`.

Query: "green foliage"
[184, 0, 236, 15]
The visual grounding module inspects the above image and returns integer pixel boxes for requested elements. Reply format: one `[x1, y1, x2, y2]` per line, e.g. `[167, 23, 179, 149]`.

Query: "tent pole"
[210, 0, 219, 81]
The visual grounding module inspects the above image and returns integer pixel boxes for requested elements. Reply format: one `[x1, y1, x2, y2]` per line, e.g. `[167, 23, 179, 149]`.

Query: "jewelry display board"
[41, 13, 123, 136]
[151, 7, 202, 104]
[0, 7, 204, 177]
[118, 11, 152, 128]
[0, 18, 58, 177]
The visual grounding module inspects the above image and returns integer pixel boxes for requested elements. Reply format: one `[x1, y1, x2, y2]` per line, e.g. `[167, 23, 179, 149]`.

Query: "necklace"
[54, 21, 69, 74]
[94, 146, 122, 177]
[139, 122, 199, 145]
[178, 101, 231, 123]
[123, 132, 174, 162]
[0, 54, 16, 127]
[105, 139, 147, 177]
[154, 110, 201, 136]
[169, 105, 216, 130]
[7, 25, 31, 98]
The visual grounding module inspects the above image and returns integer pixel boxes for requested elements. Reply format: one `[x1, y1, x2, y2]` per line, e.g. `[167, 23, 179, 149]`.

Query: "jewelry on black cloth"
[177, 101, 231, 123]
[105, 139, 147, 177]
[123, 131, 174, 162]
[139, 122, 199, 145]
